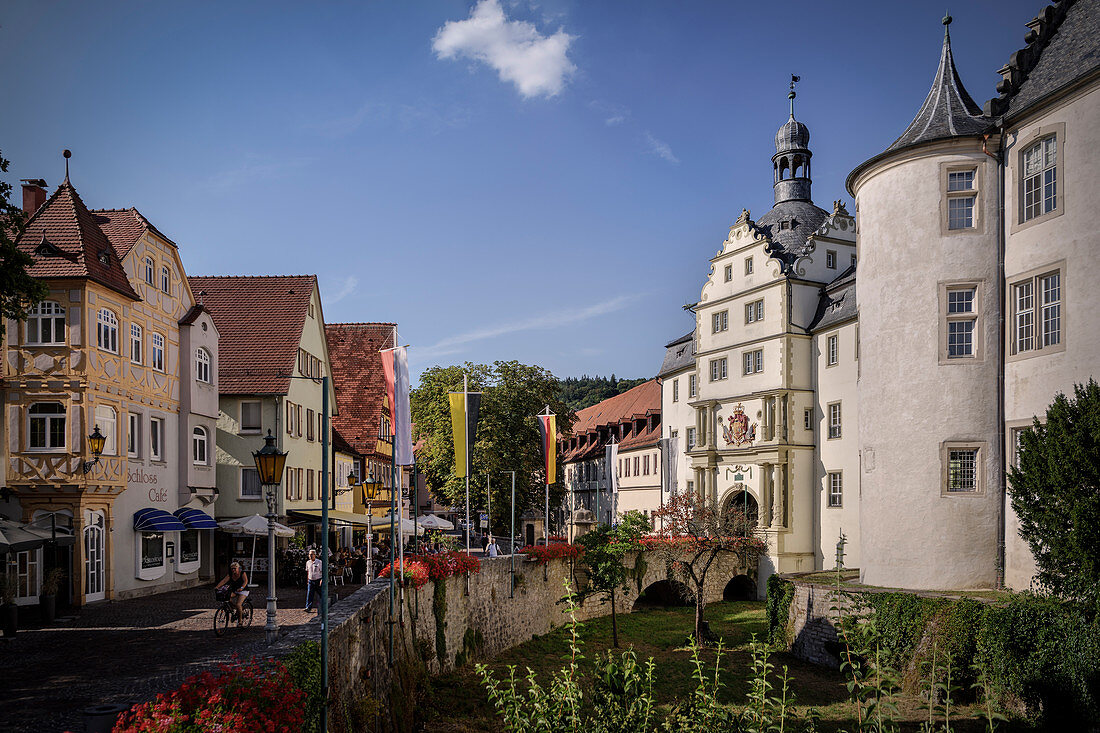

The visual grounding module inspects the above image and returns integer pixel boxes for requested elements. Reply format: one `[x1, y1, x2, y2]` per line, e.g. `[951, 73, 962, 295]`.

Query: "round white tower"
[847, 17, 1002, 590]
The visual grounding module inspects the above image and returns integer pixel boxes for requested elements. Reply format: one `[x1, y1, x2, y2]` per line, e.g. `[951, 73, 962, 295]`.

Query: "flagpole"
[464, 373, 471, 593]
[486, 473, 491, 544]
[542, 405, 550, 546]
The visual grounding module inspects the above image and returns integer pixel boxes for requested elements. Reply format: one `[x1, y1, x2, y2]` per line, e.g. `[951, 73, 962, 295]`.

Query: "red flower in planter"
[523, 543, 584, 564]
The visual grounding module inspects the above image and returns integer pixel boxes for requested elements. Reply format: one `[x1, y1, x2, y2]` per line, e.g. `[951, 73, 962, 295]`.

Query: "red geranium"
[113, 658, 305, 732]
[523, 543, 584, 564]
[408, 551, 481, 581]
[378, 558, 430, 588]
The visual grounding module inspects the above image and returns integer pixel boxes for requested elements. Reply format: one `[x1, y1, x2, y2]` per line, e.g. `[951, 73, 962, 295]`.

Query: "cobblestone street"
[0, 580, 364, 733]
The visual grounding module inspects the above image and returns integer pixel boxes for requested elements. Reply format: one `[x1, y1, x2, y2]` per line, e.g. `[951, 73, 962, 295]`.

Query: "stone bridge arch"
[585, 549, 757, 613]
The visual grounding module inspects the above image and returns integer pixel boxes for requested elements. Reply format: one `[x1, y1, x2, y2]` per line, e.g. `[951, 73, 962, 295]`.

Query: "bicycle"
[213, 586, 254, 637]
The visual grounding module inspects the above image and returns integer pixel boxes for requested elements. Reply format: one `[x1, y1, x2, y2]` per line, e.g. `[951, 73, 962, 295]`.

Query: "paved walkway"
[0, 580, 365, 733]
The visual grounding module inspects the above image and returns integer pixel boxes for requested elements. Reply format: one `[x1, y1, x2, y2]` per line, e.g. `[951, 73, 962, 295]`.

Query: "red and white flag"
[380, 346, 413, 466]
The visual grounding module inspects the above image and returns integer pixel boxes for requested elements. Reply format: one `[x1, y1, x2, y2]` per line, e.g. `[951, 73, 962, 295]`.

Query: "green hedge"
[769, 578, 1100, 728]
[765, 574, 795, 648]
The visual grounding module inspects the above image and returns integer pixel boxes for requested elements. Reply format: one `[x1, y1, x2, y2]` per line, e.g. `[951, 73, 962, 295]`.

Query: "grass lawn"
[421, 600, 1025, 732]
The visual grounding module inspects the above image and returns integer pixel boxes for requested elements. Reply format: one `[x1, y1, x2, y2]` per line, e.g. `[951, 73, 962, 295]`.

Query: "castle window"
[943, 444, 982, 494]
[939, 282, 984, 364]
[779, 220, 790, 230]
[688, 375, 697, 398]
[712, 310, 728, 333]
[943, 164, 979, 232]
[25, 300, 65, 345]
[828, 472, 843, 507]
[710, 358, 727, 381]
[804, 408, 813, 431]
[672, 379, 679, 403]
[826, 250, 837, 269]
[742, 349, 763, 375]
[745, 299, 764, 323]
[686, 428, 696, 450]
[827, 334, 839, 366]
[1010, 267, 1062, 357]
[828, 402, 842, 439]
[1022, 137, 1057, 222]
[724, 264, 732, 282]
[745, 257, 753, 275]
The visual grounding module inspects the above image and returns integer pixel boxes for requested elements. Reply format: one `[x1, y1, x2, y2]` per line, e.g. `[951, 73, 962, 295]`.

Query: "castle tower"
[847, 17, 1002, 590]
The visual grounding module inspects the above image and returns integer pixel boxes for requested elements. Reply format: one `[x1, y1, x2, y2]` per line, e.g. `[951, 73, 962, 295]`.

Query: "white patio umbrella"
[0, 518, 47, 554]
[373, 513, 423, 535]
[416, 514, 454, 531]
[218, 515, 295, 586]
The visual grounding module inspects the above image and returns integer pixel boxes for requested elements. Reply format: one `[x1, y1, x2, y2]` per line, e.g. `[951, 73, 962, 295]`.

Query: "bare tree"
[651, 490, 765, 643]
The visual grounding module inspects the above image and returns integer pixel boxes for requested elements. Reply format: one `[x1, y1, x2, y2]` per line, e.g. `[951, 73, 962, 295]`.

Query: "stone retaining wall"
[273, 550, 753, 731]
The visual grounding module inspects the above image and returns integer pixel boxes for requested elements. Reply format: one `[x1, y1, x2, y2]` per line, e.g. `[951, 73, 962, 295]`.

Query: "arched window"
[195, 348, 211, 383]
[26, 300, 66, 345]
[160, 265, 171, 294]
[151, 333, 165, 371]
[130, 323, 143, 364]
[29, 402, 66, 450]
[94, 405, 117, 455]
[97, 308, 118, 353]
[192, 426, 208, 465]
[143, 257, 155, 285]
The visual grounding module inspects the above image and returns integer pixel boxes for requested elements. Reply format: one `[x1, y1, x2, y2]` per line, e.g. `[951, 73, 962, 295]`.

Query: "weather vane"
[789, 74, 800, 116]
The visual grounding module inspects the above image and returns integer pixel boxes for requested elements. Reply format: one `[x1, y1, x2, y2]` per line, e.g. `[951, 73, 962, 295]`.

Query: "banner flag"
[605, 440, 619, 495]
[535, 413, 556, 485]
[380, 346, 413, 466]
[449, 391, 481, 478]
[659, 436, 678, 493]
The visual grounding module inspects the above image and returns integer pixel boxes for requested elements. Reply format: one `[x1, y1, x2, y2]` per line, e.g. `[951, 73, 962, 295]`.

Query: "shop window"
[179, 530, 200, 566]
[140, 532, 165, 573]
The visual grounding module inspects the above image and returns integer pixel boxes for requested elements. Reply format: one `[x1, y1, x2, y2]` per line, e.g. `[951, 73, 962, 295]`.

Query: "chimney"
[21, 179, 47, 215]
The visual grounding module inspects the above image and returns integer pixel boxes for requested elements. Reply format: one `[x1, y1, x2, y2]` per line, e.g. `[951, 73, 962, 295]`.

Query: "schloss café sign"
[129, 467, 169, 503]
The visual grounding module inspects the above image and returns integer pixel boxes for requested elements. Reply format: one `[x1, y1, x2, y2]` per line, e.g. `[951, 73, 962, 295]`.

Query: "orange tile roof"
[560, 379, 661, 461]
[187, 275, 317, 394]
[92, 207, 177, 258]
[325, 323, 396, 460]
[15, 182, 140, 300]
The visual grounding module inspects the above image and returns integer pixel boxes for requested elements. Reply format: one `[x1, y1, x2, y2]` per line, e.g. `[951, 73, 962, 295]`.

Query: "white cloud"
[325, 275, 359, 305]
[206, 156, 314, 190]
[314, 102, 375, 137]
[415, 295, 633, 361]
[643, 131, 679, 164]
[588, 100, 630, 126]
[432, 0, 576, 99]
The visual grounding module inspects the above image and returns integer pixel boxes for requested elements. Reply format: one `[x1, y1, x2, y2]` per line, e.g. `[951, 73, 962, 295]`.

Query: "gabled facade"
[559, 380, 661, 529]
[4, 177, 219, 605]
[187, 275, 337, 549]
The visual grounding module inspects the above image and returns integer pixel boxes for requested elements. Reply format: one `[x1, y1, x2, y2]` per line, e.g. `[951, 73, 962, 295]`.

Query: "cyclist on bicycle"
[215, 562, 249, 623]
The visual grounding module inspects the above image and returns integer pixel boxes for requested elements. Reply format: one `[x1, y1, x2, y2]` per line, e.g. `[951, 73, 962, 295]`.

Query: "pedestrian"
[486, 537, 499, 557]
[304, 548, 323, 612]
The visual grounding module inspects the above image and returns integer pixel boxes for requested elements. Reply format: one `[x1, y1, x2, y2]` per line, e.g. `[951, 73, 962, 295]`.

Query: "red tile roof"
[560, 379, 661, 461]
[91, 207, 177, 258]
[15, 182, 140, 300]
[325, 323, 396, 460]
[187, 275, 317, 394]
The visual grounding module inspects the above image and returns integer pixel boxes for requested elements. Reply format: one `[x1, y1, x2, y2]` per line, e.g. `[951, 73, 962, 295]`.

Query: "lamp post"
[360, 470, 383, 582]
[252, 430, 287, 644]
[82, 426, 106, 473]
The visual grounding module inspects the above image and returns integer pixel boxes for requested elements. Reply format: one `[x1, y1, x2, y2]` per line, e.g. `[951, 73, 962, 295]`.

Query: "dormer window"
[98, 250, 110, 265]
[779, 220, 791, 230]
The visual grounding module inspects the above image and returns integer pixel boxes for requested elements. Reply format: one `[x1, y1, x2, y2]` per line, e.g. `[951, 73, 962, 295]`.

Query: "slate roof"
[92, 207, 177, 257]
[560, 379, 661, 462]
[658, 331, 695, 377]
[755, 200, 830, 254]
[14, 182, 140, 300]
[186, 275, 317, 395]
[886, 21, 988, 153]
[325, 323, 397, 460]
[809, 264, 858, 332]
[991, 0, 1100, 120]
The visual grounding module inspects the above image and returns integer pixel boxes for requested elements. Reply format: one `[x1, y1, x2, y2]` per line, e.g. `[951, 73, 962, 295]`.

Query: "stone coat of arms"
[722, 404, 757, 447]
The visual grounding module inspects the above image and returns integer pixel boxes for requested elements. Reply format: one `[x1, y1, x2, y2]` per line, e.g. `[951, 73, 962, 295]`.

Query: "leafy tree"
[575, 510, 650, 648]
[651, 491, 766, 643]
[0, 151, 48, 337]
[558, 374, 648, 411]
[411, 360, 575, 535]
[1008, 379, 1100, 607]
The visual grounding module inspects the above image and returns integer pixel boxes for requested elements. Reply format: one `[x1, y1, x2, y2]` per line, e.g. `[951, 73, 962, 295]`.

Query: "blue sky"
[1, 0, 1041, 380]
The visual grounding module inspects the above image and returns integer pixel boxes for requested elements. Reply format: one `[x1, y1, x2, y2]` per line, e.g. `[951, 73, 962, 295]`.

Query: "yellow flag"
[450, 393, 467, 478]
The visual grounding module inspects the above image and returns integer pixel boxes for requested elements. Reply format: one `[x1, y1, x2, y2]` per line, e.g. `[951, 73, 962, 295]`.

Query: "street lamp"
[359, 470, 383, 582]
[82, 426, 106, 473]
[253, 429, 288, 643]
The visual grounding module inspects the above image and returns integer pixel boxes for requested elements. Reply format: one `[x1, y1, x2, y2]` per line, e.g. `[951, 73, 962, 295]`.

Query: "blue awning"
[173, 507, 218, 530]
[133, 508, 187, 532]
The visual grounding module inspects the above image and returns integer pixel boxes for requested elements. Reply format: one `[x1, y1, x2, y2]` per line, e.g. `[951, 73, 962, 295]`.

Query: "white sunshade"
[416, 514, 454, 530]
[373, 512, 423, 535]
[217, 514, 295, 537]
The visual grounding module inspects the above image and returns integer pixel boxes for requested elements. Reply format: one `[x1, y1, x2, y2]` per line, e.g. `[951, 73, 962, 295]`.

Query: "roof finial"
[788, 74, 800, 118]
[943, 10, 952, 37]
[62, 149, 71, 183]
